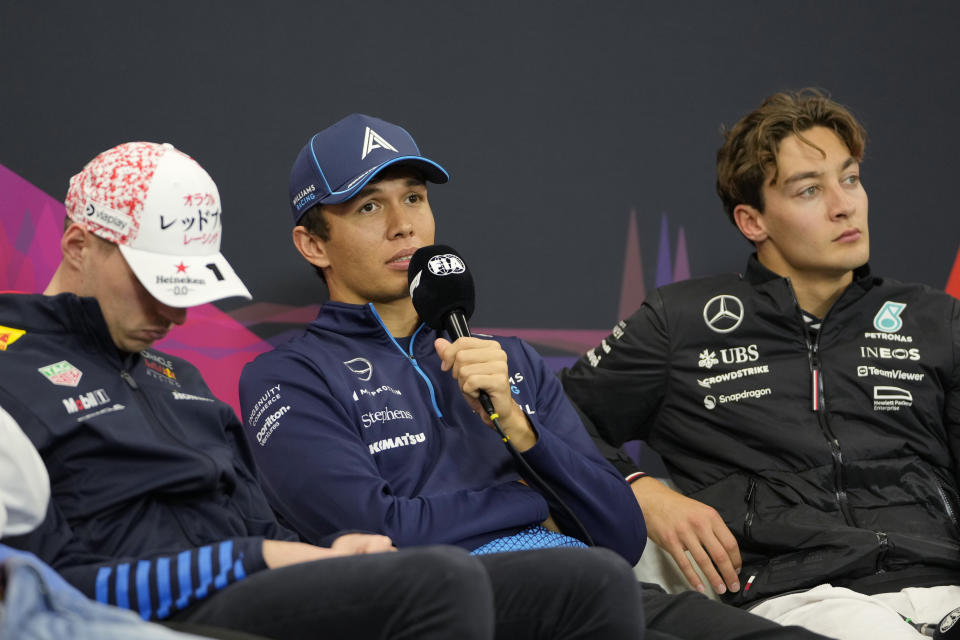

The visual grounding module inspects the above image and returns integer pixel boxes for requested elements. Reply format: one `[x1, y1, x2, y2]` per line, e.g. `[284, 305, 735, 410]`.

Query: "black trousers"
[642, 583, 831, 640]
[168, 545, 643, 640]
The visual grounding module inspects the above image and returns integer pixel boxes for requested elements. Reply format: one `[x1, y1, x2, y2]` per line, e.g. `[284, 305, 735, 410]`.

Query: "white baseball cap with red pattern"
[65, 142, 251, 308]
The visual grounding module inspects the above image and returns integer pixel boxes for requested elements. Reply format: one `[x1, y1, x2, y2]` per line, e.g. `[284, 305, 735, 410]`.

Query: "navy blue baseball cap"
[288, 114, 449, 224]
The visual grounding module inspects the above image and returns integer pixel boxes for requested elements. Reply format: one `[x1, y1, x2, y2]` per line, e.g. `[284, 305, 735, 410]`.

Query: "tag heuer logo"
[38, 360, 83, 387]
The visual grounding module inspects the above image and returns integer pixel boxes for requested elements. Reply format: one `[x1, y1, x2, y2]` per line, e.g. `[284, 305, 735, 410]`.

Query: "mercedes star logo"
[703, 295, 744, 334]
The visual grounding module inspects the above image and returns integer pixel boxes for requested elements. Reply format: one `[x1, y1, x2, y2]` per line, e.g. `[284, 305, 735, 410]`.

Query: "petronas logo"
[873, 301, 906, 333]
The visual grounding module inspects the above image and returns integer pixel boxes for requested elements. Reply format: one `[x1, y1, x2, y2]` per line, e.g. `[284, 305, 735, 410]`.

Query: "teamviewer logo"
[857, 366, 868, 377]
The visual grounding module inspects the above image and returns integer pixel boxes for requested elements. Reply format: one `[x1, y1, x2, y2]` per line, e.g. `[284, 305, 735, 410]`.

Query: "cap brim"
[119, 245, 252, 308]
[321, 156, 449, 205]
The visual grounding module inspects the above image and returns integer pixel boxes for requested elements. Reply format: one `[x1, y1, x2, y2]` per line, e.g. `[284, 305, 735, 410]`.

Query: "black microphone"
[408, 244, 595, 547]
[408, 245, 496, 417]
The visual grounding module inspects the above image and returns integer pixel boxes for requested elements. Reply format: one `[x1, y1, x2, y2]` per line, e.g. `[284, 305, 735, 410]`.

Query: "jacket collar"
[0, 292, 129, 363]
[310, 301, 438, 357]
[743, 253, 874, 288]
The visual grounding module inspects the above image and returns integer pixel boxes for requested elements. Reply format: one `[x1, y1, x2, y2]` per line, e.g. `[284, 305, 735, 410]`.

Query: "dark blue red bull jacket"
[238, 301, 646, 564]
[0, 293, 301, 621]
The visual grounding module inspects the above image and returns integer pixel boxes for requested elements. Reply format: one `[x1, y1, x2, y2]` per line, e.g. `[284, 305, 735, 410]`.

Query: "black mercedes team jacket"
[562, 255, 960, 605]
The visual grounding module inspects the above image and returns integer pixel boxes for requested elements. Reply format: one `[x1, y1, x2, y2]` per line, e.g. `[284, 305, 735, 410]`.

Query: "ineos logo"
[427, 254, 466, 276]
[703, 295, 744, 334]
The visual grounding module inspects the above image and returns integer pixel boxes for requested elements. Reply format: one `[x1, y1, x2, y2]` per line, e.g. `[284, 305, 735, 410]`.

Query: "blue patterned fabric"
[471, 525, 587, 555]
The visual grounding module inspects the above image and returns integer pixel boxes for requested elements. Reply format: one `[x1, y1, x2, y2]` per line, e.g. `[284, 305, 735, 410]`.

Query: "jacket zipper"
[744, 478, 757, 541]
[936, 481, 960, 529]
[788, 282, 857, 528]
[367, 303, 444, 418]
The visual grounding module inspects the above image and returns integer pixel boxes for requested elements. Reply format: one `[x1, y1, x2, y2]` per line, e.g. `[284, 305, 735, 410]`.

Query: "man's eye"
[799, 185, 819, 197]
[359, 202, 378, 213]
[843, 174, 860, 185]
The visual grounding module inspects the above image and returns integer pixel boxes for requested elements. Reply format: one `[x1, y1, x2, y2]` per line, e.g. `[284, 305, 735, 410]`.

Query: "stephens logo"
[361, 406, 415, 429]
[703, 295, 744, 334]
[873, 301, 906, 333]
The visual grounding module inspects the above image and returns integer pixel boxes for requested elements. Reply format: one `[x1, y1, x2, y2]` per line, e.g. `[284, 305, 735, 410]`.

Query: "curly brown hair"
[716, 89, 866, 226]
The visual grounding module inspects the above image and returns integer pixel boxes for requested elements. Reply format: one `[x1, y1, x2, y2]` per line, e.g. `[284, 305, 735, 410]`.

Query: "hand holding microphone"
[408, 245, 536, 451]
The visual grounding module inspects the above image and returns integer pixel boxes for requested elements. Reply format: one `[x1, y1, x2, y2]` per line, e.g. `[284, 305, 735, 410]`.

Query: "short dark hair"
[716, 89, 867, 225]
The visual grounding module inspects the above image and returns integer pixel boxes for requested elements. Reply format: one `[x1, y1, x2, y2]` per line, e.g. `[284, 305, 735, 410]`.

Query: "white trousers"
[751, 584, 960, 639]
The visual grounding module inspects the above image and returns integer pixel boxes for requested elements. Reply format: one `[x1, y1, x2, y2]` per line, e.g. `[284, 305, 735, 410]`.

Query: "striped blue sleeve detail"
[115, 562, 131, 610]
[95, 566, 112, 604]
[136, 560, 152, 620]
[176, 550, 193, 610]
[233, 556, 246, 580]
[195, 545, 213, 599]
[156, 556, 172, 619]
[214, 540, 233, 589]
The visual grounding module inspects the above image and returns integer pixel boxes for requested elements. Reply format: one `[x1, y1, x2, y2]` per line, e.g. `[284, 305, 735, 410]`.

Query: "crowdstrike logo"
[360, 406, 415, 429]
[361, 127, 398, 159]
[703, 295, 744, 334]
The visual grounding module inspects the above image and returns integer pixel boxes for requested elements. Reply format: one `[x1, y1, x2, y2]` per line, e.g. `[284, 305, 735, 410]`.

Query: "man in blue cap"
[239, 113, 828, 640]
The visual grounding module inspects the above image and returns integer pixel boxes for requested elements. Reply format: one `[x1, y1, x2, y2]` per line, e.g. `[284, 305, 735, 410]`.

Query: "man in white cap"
[0, 142, 643, 640]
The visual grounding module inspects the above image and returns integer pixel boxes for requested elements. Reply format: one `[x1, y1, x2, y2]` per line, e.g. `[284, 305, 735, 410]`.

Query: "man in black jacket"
[562, 90, 960, 639]
[0, 141, 645, 640]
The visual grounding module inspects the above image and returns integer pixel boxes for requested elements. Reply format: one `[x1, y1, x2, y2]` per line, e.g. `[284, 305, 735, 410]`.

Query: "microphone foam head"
[408, 245, 476, 330]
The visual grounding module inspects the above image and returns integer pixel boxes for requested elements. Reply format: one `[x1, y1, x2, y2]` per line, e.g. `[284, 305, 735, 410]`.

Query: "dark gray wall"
[2, 1, 958, 330]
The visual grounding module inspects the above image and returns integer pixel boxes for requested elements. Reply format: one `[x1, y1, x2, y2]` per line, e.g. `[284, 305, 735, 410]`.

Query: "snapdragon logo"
[361, 406, 415, 429]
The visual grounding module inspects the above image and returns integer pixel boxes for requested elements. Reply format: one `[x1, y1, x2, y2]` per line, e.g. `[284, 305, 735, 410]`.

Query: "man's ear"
[292, 226, 331, 270]
[60, 223, 91, 269]
[733, 204, 768, 244]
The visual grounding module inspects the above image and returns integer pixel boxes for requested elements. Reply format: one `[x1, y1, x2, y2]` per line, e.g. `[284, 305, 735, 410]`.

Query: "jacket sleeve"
[239, 354, 551, 548]
[560, 291, 671, 464]
[0, 390, 270, 622]
[515, 340, 647, 565]
[2, 488, 268, 621]
[946, 297, 960, 489]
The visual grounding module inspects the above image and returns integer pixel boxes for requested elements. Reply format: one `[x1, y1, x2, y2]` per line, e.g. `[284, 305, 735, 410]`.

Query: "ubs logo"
[703, 295, 744, 334]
